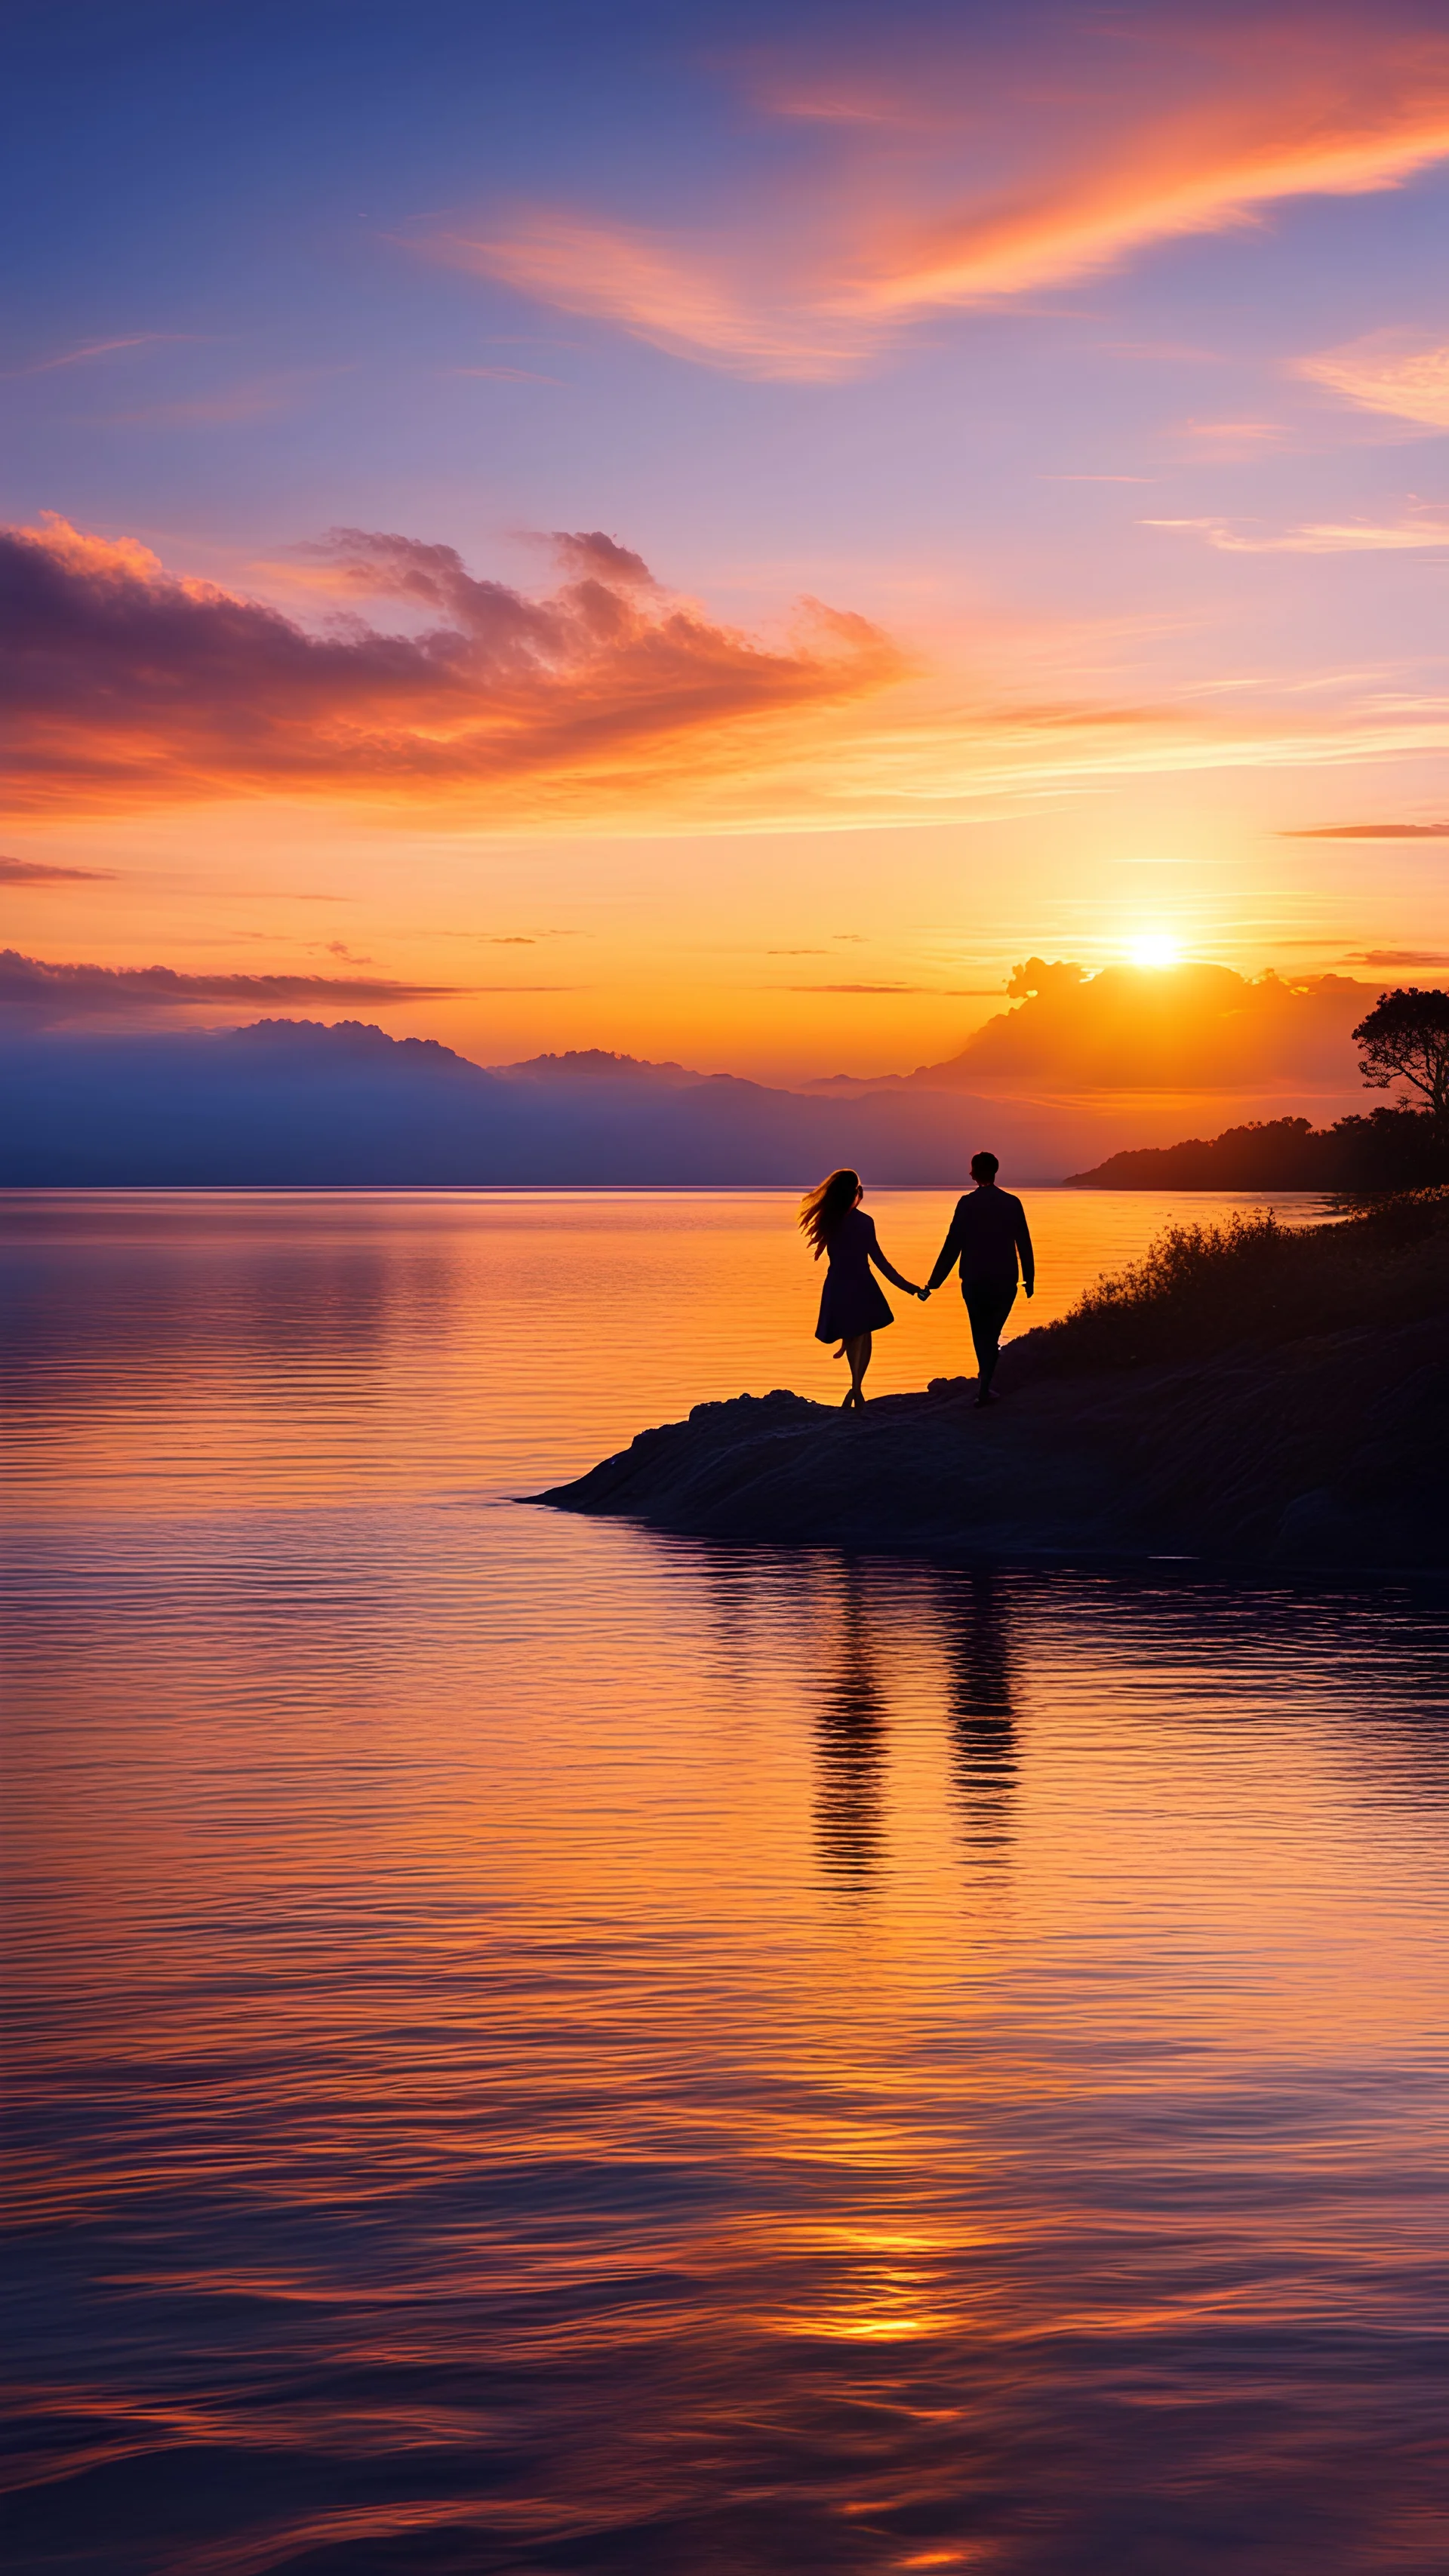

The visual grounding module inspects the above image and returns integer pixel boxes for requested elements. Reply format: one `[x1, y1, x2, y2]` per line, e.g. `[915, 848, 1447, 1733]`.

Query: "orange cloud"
[429, 10, 1449, 377]
[432, 218, 849, 382]
[6, 512, 1449, 835]
[0, 514, 904, 822]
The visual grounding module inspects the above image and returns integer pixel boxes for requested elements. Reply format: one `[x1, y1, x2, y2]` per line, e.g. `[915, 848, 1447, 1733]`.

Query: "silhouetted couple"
[798, 1153, 1035, 1411]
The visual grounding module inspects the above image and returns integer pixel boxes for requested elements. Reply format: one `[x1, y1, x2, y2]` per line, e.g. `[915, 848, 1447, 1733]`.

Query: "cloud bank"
[0, 948, 471, 1029]
[8, 511, 1449, 835]
[0, 516, 903, 821]
[908, 959, 1398, 1094]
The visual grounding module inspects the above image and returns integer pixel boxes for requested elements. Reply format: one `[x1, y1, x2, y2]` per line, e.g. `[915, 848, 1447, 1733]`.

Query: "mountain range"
[0, 1017, 1083, 1187]
[0, 960, 1417, 1186]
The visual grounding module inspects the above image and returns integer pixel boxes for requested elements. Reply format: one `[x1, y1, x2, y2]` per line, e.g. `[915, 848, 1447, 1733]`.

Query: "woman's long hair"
[798, 1168, 861, 1259]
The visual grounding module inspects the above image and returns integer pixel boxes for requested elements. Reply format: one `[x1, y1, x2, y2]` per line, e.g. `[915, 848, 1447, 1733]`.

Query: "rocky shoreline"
[539, 1318, 1448, 1571]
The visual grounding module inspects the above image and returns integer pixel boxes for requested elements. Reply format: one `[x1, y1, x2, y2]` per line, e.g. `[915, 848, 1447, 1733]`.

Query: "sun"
[1129, 932, 1181, 969]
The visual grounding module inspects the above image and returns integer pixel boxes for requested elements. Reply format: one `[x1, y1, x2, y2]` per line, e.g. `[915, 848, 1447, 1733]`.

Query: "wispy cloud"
[0, 852, 114, 883]
[1301, 331, 1449, 429]
[422, 9, 1449, 378]
[2, 333, 191, 379]
[449, 364, 567, 384]
[0, 948, 473, 1029]
[426, 215, 844, 380]
[1176, 420, 1294, 460]
[1148, 512, 1449, 552]
[784, 981, 998, 996]
[1350, 948, 1449, 964]
[98, 370, 343, 428]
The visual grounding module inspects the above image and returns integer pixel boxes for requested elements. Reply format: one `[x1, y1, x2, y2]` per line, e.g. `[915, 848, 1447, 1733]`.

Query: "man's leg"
[964, 1283, 1017, 1400]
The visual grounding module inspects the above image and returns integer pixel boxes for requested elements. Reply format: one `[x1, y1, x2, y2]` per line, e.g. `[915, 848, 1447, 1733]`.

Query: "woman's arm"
[866, 1220, 919, 1294]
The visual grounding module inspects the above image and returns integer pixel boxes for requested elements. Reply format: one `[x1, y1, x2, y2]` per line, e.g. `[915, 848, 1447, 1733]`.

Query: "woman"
[798, 1168, 924, 1410]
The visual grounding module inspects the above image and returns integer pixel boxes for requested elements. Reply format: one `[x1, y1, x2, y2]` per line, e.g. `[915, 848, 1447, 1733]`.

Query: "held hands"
[916, 1285, 930, 1301]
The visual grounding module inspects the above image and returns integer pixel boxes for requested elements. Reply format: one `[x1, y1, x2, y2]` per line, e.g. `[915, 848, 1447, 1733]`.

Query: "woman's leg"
[843, 1333, 872, 1407]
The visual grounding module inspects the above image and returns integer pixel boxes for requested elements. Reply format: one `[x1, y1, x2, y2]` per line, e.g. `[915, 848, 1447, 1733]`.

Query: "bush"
[1019, 1189, 1449, 1376]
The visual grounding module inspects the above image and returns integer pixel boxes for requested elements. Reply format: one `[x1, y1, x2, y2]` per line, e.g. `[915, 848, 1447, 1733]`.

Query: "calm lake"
[5, 1189, 1448, 2575]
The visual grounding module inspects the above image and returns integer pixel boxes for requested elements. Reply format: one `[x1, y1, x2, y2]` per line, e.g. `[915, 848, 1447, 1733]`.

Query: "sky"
[3, 0, 1448, 1087]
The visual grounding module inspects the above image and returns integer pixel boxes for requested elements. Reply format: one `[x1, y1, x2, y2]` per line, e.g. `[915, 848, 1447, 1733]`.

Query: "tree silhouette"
[1352, 988, 1449, 1128]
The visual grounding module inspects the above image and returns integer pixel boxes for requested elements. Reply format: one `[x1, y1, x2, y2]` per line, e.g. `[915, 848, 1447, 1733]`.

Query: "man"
[924, 1152, 1035, 1408]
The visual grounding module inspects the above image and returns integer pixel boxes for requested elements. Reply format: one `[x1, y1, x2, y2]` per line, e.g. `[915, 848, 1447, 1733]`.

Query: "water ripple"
[3, 1193, 1447, 2573]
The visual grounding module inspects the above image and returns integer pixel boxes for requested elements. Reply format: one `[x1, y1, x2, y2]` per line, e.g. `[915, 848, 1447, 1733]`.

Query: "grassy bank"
[1018, 1188, 1449, 1377]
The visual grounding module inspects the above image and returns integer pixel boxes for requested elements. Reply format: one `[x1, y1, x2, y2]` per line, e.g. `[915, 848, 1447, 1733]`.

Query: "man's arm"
[926, 1198, 968, 1292]
[1014, 1199, 1035, 1296]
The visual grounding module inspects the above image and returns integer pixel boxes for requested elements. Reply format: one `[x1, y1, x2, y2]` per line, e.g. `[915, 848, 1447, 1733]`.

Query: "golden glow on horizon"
[1129, 933, 1182, 970]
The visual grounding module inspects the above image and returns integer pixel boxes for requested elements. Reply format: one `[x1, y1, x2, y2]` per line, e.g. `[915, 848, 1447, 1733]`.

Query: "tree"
[1352, 987, 1449, 1128]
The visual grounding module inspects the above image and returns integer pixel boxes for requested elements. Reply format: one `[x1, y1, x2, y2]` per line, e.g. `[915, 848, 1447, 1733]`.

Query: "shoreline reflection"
[940, 1569, 1019, 1870]
[813, 1567, 890, 1888]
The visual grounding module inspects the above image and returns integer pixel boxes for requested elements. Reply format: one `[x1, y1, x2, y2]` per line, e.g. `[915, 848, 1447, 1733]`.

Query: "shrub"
[1018, 1190, 1449, 1377]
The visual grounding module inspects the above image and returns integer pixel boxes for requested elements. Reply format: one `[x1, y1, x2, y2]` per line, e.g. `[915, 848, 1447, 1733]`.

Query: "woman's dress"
[814, 1206, 913, 1343]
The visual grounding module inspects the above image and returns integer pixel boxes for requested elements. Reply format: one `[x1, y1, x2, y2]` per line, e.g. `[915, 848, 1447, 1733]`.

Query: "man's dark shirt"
[928, 1184, 1035, 1294]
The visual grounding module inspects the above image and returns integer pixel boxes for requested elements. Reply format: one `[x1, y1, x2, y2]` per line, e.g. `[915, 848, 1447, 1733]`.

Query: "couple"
[799, 1155, 1035, 1413]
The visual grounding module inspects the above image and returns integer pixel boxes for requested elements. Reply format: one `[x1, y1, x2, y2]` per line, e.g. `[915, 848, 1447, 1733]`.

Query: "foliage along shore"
[540, 1193, 1449, 1572]
[1065, 1104, 1448, 1192]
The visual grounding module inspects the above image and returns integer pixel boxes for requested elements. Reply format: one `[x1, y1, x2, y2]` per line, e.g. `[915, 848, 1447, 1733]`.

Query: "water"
[5, 1190, 1447, 2574]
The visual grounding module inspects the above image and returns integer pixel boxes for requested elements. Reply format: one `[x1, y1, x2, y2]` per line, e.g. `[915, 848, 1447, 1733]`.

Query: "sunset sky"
[4, 0, 1448, 1083]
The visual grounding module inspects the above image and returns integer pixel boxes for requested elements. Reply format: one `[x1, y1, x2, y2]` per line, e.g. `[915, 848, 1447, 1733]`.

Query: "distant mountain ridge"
[6, 960, 1434, 1188]
[491, 1048, 709, 1089]
[1, 1015, 1107, 1187]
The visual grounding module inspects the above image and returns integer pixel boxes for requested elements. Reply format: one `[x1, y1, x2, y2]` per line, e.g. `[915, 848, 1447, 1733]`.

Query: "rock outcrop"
[543, 1195, 1449, 1569]
[540, 1325, 1449, 1571]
